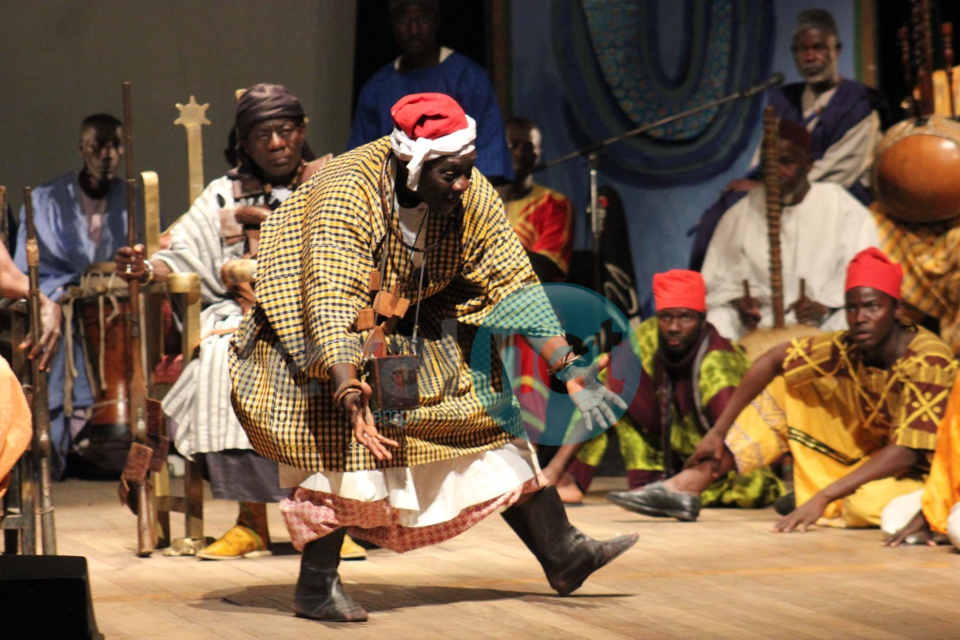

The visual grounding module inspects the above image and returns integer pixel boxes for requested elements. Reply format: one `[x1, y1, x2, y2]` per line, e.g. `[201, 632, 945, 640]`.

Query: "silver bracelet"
[139, 259, 155, 285]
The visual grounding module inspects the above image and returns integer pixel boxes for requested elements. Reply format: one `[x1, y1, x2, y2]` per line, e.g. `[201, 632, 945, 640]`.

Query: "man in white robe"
[701, 119, 879, 342]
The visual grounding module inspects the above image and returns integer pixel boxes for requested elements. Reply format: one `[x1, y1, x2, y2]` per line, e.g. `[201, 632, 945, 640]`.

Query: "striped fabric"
[154, 176, 254, 457]
[230, 137, 561, 472]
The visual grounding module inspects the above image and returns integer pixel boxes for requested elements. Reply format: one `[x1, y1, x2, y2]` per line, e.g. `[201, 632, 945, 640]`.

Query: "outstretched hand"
[560, 353, 628, 432]
[341, 380, 399, 461]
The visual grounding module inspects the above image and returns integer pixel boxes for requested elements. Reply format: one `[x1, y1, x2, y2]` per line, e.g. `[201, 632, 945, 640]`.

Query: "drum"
[71, 263, 133, 473]
[738, 325, 821, 363]
[873, 115, 960, 223]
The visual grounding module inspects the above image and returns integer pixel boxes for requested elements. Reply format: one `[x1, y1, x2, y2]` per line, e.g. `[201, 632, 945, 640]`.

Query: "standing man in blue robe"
[347, 0, 513, 183]
[14, 113, 129, 479]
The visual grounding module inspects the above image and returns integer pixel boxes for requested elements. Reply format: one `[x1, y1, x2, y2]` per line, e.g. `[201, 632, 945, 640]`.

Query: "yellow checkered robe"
[726, 326, 957, 523]
[871, 205, 960, 354]
[229, 137, 561, 472]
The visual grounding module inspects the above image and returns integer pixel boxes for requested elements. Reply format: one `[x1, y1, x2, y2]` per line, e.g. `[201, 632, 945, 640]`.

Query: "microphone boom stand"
[539, 73, 783, 293]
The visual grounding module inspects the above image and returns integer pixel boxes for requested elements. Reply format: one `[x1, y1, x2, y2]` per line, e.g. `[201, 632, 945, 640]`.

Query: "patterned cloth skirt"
[279, 440, 541, 552]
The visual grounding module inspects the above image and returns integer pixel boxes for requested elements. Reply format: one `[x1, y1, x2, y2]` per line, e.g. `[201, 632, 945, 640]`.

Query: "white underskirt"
[278, 439, 540, 528]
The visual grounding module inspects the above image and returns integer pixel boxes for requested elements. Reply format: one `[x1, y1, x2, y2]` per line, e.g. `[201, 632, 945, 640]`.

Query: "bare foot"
[556, 472, 584, 504]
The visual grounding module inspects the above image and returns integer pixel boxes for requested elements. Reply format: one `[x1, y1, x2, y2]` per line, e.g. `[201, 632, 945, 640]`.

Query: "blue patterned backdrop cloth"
[553, 0, 774, 186]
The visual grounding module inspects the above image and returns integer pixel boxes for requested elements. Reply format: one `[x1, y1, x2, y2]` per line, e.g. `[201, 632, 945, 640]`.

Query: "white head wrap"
[390, 115, 477, 191]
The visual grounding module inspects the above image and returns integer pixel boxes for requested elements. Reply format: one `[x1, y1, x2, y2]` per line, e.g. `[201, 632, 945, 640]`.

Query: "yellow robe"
[725, 327, 956, 527]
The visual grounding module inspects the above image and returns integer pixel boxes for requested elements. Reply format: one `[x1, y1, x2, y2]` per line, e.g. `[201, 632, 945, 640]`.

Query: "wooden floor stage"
[20, 476, 960, 639]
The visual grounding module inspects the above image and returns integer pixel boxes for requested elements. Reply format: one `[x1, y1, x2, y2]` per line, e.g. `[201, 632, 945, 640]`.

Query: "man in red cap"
[553, 270, 782, 519]
[229, 92, 636, 622]
[632, 249, 957, 533]
[700, 118, 879, 341]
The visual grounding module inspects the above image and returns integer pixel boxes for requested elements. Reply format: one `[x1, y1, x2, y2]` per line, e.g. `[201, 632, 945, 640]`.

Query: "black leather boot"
[501, 486, 639, 596]
[293, 528, 368, 622]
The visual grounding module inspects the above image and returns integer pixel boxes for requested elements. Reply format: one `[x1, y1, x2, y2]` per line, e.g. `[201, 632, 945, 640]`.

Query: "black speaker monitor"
[0, 555, 103, 640]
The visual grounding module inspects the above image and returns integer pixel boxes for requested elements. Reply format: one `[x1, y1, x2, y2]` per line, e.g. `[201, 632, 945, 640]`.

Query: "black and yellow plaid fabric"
[230, 137, 561, 472]
[782, 326, 957, 454]
[872, 208, 960, 354]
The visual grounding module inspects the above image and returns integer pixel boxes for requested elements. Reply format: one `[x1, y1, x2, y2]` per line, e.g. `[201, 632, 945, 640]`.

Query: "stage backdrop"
[0, 1, 356, 226]
[511, 0, 859, 315]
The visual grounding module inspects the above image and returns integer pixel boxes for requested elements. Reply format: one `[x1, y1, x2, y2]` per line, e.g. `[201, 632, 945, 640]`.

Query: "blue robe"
[13, 171, 128, 475]
[347, 50, 514, 182]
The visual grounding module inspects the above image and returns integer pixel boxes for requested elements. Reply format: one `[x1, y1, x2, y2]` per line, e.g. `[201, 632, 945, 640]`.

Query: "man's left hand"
[561, 354, 628, 432]
[19, 293, 61, 372]
[772, 493, 830, 533]
[233, 205, 271, 227]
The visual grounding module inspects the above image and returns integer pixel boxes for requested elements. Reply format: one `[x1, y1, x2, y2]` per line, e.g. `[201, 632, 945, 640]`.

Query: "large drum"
[873, 115, 960, 223]
[71, 263, 133, 473]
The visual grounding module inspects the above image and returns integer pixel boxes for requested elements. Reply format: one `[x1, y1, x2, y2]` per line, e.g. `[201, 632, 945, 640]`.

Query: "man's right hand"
[883, 509, 936, 547]
[684, 426, 729, 474]
[114, 245, 147, 283]
[733, 296, 761, 332]
[341, 380, 399, 462]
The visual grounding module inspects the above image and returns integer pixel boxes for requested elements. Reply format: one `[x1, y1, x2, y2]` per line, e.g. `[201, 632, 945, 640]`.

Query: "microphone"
[743, 72, 785, 97]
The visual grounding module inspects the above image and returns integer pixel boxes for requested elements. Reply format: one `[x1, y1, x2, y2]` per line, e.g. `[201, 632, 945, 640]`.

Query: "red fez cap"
[653, 270, 706, 313]
[845, 248, 902, 300]
[391, 93, 469, 140]
[779, 118, 812, 154]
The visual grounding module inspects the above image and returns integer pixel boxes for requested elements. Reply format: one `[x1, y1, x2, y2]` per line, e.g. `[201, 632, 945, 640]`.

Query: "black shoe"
[502, 486, 639, 596]
[294, 529, 368, 622]
[774, 492, 795, 516]
[607, 481, 701, 521]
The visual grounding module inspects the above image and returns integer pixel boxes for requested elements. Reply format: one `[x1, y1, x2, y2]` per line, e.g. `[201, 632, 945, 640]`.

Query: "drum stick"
[24, 186, 57, 554]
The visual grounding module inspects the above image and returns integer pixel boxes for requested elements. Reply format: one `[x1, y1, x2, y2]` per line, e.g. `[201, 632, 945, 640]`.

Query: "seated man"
[496, 116, 574, 468]
[882, 373, 960, 549]
[15, 114, 129, 478]
[701, 118, 879, 342]
[116, 84, 363, 561]
[624, 249, 957, 532]
[688, 8, 883, 270]
[558, 270, 782, 517]
[496, 117, 573, 283]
